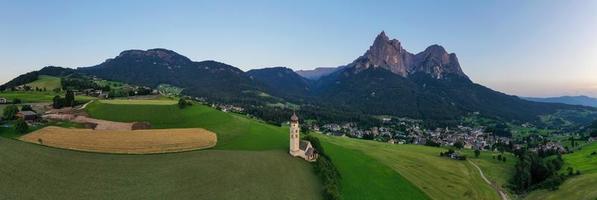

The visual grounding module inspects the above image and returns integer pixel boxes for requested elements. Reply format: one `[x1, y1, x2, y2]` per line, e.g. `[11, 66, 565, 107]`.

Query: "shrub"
[3, 105, 19, 120]
[52, 95, 64, 109]
[178, 99, 192, 109]
[20, 105, 33, 111]
[12, 98, 22, 104]
[15, 119, 29, 134]
[303, 136, 341, 200]
[474, 149, 480, 158]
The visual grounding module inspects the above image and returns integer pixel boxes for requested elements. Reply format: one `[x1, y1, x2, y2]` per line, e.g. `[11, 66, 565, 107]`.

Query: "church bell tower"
[289, 112, 300, 155]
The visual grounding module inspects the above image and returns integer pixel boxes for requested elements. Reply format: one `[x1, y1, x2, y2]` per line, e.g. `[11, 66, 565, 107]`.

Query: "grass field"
[2, 99, 322, 199]
[21, 126, 217, 154]
[460, 150, 516, 190]
[86, 101, 288, 150]
[0, 138, 321, 199]
[0, 91, 95, 103]
[317, 135, 500, 200]
[526, 142, 597, 200]
[319, 137, 430, 200]
[99, 99, 178, 105]
[23, 75, 61, 90]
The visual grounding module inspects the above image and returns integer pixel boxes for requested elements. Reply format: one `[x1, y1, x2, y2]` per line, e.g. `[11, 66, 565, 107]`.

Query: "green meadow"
[85, 101, 288, 150]
[526, 142, 597, 200]
[0, 91, 95, 103]
[0, 138, 321, 199]
[1, 100, 321, 199]
[317, 135, 501, 200]
[5, 98, 592, 200]
[23, 75, 61, 90]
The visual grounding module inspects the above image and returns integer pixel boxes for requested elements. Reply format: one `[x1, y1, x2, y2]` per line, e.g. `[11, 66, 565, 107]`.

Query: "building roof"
[305, 147, 315, 157]
[18, 111, 37, 116]
[290, 112, 299, 122]
[299, 140, 310, 151]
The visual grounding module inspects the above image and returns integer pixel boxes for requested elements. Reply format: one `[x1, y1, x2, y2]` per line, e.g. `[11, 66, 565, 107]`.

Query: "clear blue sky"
[1, 0, 596, 97]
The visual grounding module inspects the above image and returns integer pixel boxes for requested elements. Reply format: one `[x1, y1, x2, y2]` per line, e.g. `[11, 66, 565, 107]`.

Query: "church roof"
[299, 140, 310, 151]
[290, 112, 299, 122]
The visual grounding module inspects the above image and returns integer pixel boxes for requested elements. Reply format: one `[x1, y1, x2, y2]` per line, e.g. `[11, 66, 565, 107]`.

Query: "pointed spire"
[374, 31, 390, 43]
[290, 112, 299, 122]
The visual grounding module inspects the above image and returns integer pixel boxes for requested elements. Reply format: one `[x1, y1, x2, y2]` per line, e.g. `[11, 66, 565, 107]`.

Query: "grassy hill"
[526, 142, 597, 200]
[316, 135, 501, 200]
[1, 100, 322, 199]
[85, 101, 288, 150]
[0, 91, 95, 103]
[0, 138, 320, 199]
[23, 75, 61, 90]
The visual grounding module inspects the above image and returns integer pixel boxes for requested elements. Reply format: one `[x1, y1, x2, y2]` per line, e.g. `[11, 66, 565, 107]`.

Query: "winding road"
[468, 160, 509, 200]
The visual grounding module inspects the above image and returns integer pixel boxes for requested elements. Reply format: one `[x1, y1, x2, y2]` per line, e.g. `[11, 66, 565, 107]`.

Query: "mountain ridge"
[3, 32, 594, 126]
[524, 96, 597, 107]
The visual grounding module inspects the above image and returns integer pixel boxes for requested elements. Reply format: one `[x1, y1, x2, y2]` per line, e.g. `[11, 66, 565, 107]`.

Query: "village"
[314, 118, 570, 155]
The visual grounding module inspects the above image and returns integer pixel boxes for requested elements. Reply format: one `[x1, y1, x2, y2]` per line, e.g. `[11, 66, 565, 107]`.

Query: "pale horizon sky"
[1, 0, 596, 98]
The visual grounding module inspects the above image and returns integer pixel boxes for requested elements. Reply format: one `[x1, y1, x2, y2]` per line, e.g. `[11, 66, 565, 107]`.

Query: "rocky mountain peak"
[349, 32, 468, 79]
[116, 48, 192, 66]
[351, 31, 413, 76]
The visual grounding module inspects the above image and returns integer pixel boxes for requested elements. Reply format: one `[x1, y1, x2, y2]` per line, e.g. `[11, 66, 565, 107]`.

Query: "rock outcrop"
[349, 31, 467, 79]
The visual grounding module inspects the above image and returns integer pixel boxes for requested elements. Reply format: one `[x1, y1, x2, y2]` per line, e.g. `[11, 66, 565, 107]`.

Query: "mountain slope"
[296, 67, 344, 80]
[309, 32, 588, 123]
[524, 96, 597, 107]
[78, 49, 265, 102]
[0, 66, 74, 90]
[247, 67, 313, 99]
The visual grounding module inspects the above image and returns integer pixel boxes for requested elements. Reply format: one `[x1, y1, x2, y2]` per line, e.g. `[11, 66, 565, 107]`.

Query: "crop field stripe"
[20, 126, 218, 154]
[99, 99, 178, 105]
[85, 102, 288, 150]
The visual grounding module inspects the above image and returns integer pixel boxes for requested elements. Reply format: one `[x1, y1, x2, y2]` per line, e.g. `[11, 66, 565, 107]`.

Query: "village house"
[0, 97, 7, 104]
[289, 113, 318, 162]
[16, 111, 39, 121]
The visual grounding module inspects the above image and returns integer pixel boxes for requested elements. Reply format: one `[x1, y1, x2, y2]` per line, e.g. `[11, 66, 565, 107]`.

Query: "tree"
[569, 136, 576, 148]
[15, 119, 29, 134]
[474, 149, 480, 158]
[64, 90, 75, 107]
[178, 99, 189, 109]
[20, 105, 33, 111]
[453, 141, 464, 149]
[52, 95, 64, 109]
[590, 130, 597, 137]
[3, 105, 19, 120]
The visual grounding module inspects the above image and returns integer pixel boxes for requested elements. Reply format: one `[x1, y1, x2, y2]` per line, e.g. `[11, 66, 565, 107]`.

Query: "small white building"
[289, 113, 318, 162]
[0, 97, 7, 104]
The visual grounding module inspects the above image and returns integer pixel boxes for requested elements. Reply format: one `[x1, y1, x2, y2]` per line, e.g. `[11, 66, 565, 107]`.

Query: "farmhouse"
[289, 113, 318, 162]
[0, 97, 7, 104]
[16, 111, 39, 121]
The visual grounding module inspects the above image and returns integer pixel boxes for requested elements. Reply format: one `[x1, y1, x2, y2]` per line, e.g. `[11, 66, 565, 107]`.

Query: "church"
[289, 113, 318, 162]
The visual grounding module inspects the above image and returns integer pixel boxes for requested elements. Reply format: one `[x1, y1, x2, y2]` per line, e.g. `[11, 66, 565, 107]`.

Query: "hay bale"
[131, 122, 151, 130]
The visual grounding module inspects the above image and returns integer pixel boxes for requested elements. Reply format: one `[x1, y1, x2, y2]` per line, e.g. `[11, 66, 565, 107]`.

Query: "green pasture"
[317, 135, 500, 200]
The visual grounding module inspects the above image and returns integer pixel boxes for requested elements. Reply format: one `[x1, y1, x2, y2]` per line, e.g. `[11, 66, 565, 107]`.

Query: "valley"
[1, 31, 595, 200]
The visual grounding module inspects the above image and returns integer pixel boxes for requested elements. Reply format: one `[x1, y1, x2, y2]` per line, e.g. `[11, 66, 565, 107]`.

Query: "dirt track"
[43, 114, 134, 130]
[21, 126, 217, 154]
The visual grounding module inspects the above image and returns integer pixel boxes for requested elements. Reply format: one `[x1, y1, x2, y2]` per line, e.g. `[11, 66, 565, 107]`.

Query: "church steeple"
[289, 112, 300, 154]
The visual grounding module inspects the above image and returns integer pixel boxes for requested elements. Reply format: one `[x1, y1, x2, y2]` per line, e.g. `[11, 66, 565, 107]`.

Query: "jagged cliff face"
[349, 31, 467, 79]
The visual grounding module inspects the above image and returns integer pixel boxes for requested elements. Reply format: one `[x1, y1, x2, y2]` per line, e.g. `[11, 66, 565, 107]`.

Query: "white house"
[289, 113, 318, 162]
[0, 97, 7, 104]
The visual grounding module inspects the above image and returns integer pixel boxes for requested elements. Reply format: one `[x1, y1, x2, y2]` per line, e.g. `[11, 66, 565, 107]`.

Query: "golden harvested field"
[20, 126, 217, 154]
[99, 99, 178, 105]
